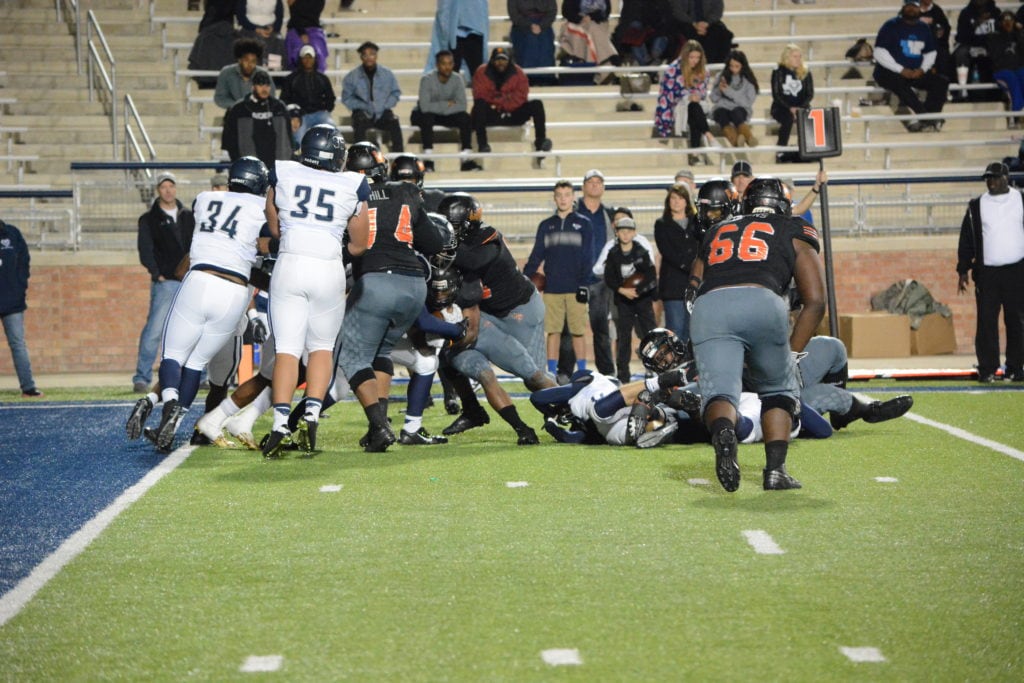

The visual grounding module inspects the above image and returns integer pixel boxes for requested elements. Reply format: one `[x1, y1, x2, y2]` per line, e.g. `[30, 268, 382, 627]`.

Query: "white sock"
[219, 396, 241, 418]
[146, 391, 160, 406]
[161, 388, 179, 404]
[404, 415, 423, 433]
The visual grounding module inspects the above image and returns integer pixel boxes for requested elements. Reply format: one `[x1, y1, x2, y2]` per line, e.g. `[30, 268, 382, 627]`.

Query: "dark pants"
[558, 282, 615, 377]
[974, 259, 1024, 377]
[453, 33, 484, 80]
[771, 101, 795, 146]
[681, 22, 734, 65]
[712, 106, 748, 128]
[471, 99, 546, 149]
[874, 68, 949, 115]
[687, 101, 711, 149]
[351, 109, 404, 152]
[409, 109, 473, 150]
[614, 296, 656, 384]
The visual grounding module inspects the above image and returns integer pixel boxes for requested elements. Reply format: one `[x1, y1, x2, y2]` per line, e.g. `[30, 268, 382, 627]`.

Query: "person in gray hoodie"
[710, 49, 760, 147]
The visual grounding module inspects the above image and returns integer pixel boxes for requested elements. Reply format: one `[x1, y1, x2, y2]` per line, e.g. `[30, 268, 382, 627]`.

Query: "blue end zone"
[0, 402, 195, 595]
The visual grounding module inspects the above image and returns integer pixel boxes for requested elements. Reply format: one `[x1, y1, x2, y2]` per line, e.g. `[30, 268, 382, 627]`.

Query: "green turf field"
[2, 387, 1023, 681]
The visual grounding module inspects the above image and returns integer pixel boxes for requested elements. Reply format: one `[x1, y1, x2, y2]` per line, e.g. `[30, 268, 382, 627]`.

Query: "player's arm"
[790, 238, 826, 353]
[264, 186, 280, 239]
[346, 201, 370, 257]
[454, 304, 481, 348]
[173, 253, 190, 281]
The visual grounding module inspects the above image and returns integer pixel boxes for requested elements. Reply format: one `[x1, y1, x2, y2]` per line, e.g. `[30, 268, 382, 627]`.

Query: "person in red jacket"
[470, 47, 552, 167]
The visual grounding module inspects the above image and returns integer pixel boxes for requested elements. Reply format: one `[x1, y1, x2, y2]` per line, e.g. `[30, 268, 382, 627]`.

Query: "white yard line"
[839, 646, 887, 663]
[0, 446, 196, 627]
[741, 529, 785, 555]
[240, 655, 284, 672]
[541, 649, 583, 666]
[903, 413, 1024, 463]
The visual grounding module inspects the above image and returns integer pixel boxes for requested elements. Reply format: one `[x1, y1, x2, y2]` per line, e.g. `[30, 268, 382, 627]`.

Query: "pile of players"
[125, 124, 912, 493]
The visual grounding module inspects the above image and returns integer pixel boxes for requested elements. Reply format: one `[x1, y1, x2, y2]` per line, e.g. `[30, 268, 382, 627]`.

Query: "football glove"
[246, 309, 269, 344]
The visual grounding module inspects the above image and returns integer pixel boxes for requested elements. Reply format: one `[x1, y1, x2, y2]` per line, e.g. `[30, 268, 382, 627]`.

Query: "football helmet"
[742, 176, 792, 216]
[428, 211, 459, 270]
[345, 141, 388, 183]
[389, 153, 425, 188]
[638, 327, 689, 374]
[227, 156, 270, 196]
[696, 178, 737, 233]
[437, 192, 483, 241]
[299, 124, 346, 172]
[428, 263, 463, 311]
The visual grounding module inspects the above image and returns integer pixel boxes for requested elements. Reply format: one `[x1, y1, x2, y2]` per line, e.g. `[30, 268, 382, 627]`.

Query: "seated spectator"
[613, 0, 682, 67]
[988, 10, 1024, 118]
[427, 0, 490, 80]
[237, 0, 286, 69]
[710, 49, 759, 147]
[953, 0, 1000, 92]
[284, 0, 328, 72]
[342, 41, 404, 153]
[187, 0, 237, 88]
[508, 1, 558, 86]
[873, 0, 949, 132]
[215, 38, 276, 110]
[411, 50, 482, 172]
[602, 215, 657, 385]
[221, 70, 293, 166]
[675, 0, 735, 65]
[280, 44, 336, 146]
[919, 0, 953, 77]
[559, 0, 619, 83]
[654, 40, 716, 165]
[471, 47, 553, 165]
[771, 44, 815, 163]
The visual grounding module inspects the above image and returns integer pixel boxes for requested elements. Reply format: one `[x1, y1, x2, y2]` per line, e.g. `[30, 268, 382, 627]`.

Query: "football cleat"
[142, 426, 171, 454]
[365, 424, 397, 453]
[763, 465, 802, 490]
[294, 417, 318, 453]
[712, 426, 740, 492]
[515, 426, 540, 445]
[625, 400, 653, 446]
[442, 408, 490, 436]
[399, 427, 448, 445]
[189, 429, 213, 446]
[861, 395, 913, 423]
[261, 429, 292, 459]
[666, 388, 701, 417]
[155, 400, 186, 452]
[636, 421, 678, 449]
[126, 396, 154, 440]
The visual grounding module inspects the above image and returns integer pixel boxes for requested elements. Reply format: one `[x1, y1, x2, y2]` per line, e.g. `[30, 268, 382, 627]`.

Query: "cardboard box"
[839, 313, 912, 358]
[911, 312, 956, 355]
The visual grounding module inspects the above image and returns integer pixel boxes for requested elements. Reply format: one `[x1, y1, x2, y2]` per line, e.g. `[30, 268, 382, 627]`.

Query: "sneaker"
[261, 429, 292, 458]
[21, 388, 44, 398]
[365, 423, 397, 452]
[978, 373, 1000, 384]
[133, 382, 149, 394]
[862, 395, 913, 423]
[156, 400, 186, 452]
[905, 120, 925, 133]
[636, 421, 678, 449]
[712, 426, 740, 492]
[763, 465, 802, 490]
[126, 396, 154, 440]
[399, 427, 448, 445]
[928, 119, 945, 132]
[515, 426, 540, 445]
[294, 417, 318, 453]
[460, 159, 483, 172]
[423, 159, 435, 172]
[535, 138, 553, 152]
[479, 143, 492, 154]
[442, 408, 490, 435]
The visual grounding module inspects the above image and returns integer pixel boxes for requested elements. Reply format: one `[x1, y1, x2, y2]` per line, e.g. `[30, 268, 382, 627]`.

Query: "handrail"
[123, 94, 157, 177]
[86, 10, 118, 159]
[57, 0, 82, 72]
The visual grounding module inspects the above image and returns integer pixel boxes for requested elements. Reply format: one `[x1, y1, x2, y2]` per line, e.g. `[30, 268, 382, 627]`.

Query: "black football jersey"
[358, 181, 434, 277]
[699, 213, 820, 296]
[453, 224, 535, 318]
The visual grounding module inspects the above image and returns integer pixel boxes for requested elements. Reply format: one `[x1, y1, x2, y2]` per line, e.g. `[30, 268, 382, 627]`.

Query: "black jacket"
[222, 94, 293, 167]
[137, 200, 194, 282]
[654, 215, 700, 300]
[0, 220, 30, 316]
[604, 241, 657, 303]
[281, 69, 336, 115]
[957, 190, 1024, 276]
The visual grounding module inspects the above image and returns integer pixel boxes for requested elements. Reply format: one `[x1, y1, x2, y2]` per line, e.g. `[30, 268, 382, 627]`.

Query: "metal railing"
[123, 94, 157, 174]
[85, 10, 118, 159]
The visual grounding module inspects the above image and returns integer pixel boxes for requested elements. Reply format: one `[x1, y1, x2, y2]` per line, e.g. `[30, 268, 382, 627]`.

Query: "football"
[529, 272, 546, 292]
[623, 272, 647, 289]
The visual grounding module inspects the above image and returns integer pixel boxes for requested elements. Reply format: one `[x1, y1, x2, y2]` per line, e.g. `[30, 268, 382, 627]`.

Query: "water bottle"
[970, 65, 980, 83]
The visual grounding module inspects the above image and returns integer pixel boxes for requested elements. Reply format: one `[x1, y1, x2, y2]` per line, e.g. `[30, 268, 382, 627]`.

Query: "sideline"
[0, 445, 196, 627]
[904, 413, 1024, 463]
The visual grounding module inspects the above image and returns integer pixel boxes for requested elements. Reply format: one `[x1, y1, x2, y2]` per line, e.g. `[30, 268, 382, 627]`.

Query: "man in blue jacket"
[342, 41, 404, 152]
[0, 219, 42, 397]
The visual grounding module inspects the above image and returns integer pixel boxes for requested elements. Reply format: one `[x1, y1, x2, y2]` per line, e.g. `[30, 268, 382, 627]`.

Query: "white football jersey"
[190, 190, 267, 280]
[273, 160, 369, 260]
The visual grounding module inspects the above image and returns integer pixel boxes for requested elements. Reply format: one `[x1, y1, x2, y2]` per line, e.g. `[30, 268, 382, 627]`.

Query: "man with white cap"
[281, 43, 336, 146]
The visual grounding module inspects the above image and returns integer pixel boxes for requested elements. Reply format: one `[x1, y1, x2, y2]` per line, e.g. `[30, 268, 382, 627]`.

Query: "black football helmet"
[345, 141, 388, 183]
[696, 178, 737, 233]
[742, 176, 792, 216]
[228, 156, 270, 196]
[437, 192, 483, 241]
[427, 263, 463, 311]
[389, 153, 426, 188]
[300, 124, 346, 172]
[638, 328, 690, 373]
[427, 211, 458, 269]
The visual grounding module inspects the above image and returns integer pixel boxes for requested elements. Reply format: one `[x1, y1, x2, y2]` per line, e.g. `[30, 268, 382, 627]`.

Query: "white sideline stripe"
[0, 445, 197, 628]
[240, 655, 284, 672]
[687, 478, 711, 486]
[541, 648, 583, 666]
[319, 484, 343, 493]
[874, 476, 899, 483]
[904, 412, 1024, 463]
[742, 529, 785, 555]
[506, 481, 529, 488]
[839, 646, 887, 663]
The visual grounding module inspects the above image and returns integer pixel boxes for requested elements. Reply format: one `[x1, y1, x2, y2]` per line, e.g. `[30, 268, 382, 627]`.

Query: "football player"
[388, 153, 446, 213]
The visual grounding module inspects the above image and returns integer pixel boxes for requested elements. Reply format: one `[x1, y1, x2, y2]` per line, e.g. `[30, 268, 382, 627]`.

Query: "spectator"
[187, 0, 237, 88]
[508, 1, 557, 85]
[603, 216, 658, 385]
[559, 0, 619, 83]
[284, 0, 328, 72]
[523, 180, 594, 377]
[614, 0, 681, 67]
[210, 172, 229, 190]
[0, 219, 42, 398]
[654, 39, 716, 165]
[957, 161, 1024, 383]
[792, 167, 829, 218]
[237, 0, 286, 69]
[674, 168, 697, 195]
[771, 44, 815, 163]
[214, 38, 276, 110]
[874, 0, 949, 132]
[411, 49, 482, 172]
[572, 169, 616, 377]
[731, 160, 753, 196]
[222, 70, 293, 166]
[281, 44, 336, 146]
[133, 172, 195, 393]
[988, 10, 1024, 116]
[654, 183, 700, 343]
[675, 0, 735, 65]
[342, 41, 404, 153]
[953, 0, 1000, 91]
[919, 0, 953, 77]
[471, 47, 553, 165]
[710, 49, 760, 148]
[427, 0, 490, 80]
